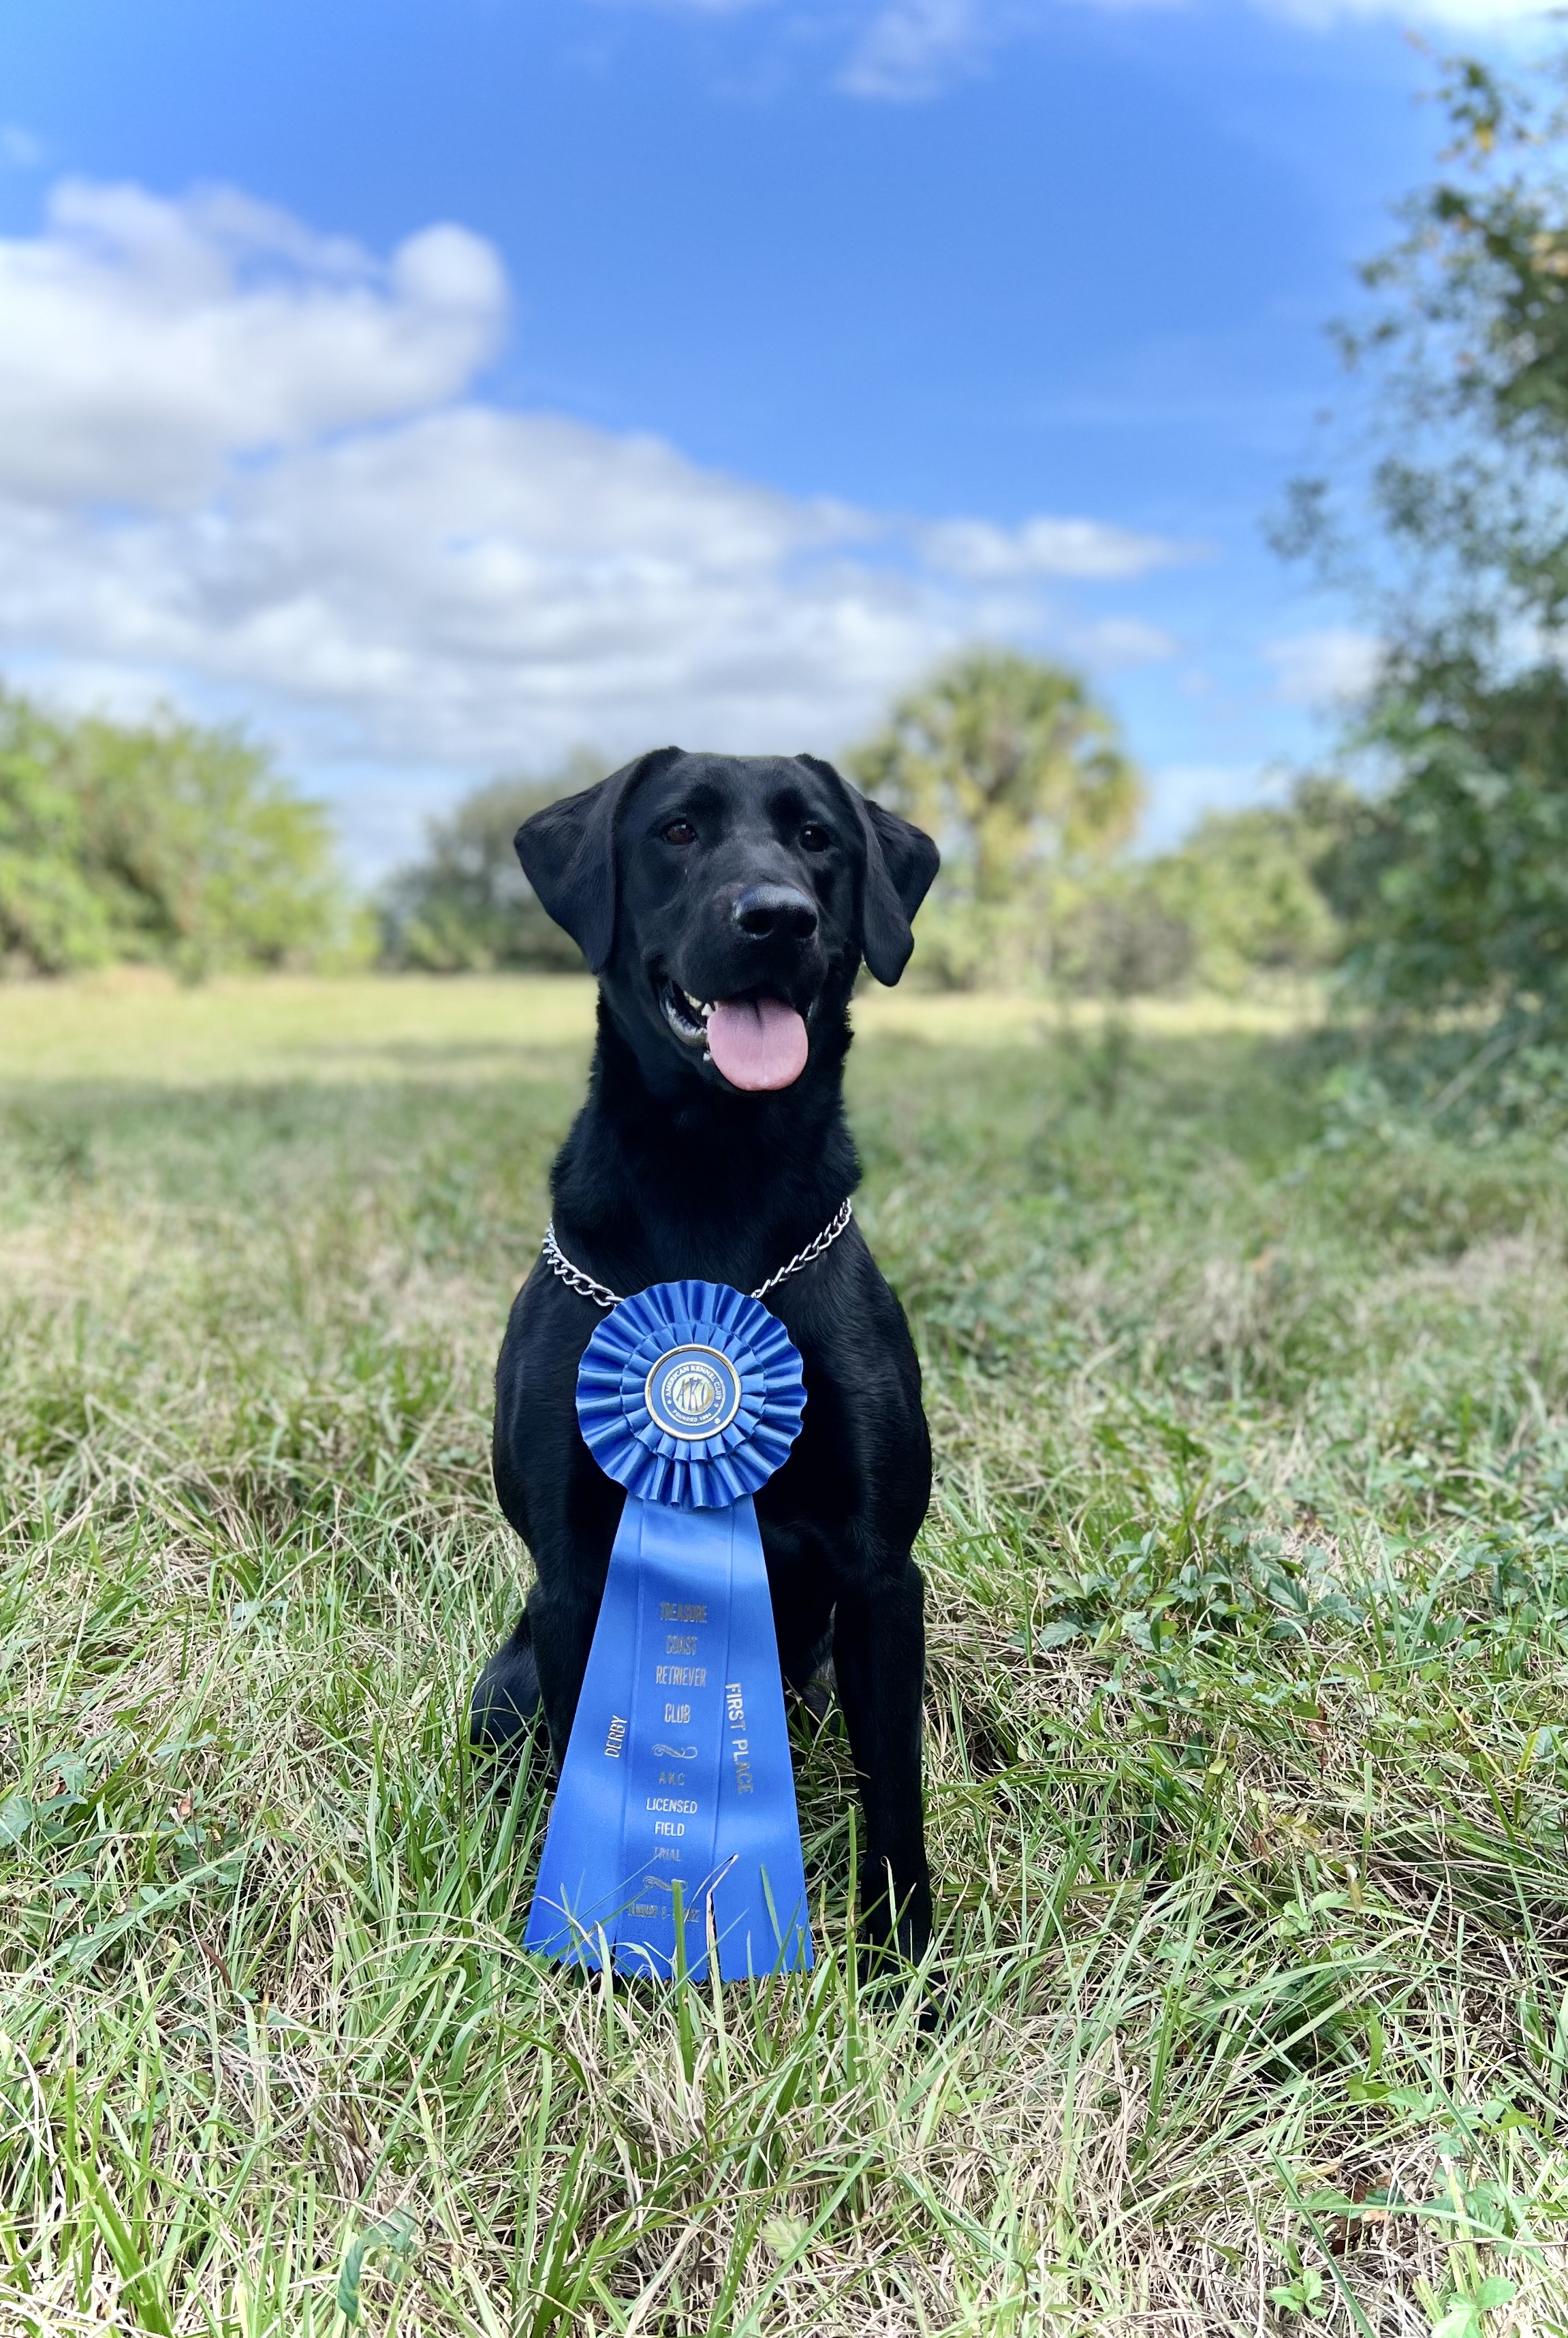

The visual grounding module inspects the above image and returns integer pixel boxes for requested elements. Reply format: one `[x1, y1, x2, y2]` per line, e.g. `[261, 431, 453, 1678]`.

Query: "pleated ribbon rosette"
[523, 1281, 815, 1980]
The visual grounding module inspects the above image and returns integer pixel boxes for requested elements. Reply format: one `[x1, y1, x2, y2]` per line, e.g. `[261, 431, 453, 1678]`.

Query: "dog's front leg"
[832, 1557, 932, 1964]
[480, 1297, 620, 1765]
[526, 1576, 603, 1770]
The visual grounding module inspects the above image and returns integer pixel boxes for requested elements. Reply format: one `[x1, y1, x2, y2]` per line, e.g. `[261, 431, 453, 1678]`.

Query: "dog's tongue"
[706, 996, 809, 1091]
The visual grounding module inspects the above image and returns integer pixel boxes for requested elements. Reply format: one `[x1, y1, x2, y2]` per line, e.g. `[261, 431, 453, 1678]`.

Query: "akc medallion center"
[644, 1343, 742, 1439]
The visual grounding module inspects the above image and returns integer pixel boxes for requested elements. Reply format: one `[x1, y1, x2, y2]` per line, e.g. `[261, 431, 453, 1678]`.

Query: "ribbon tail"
[708, 1495, 814, 1980]
[522, 1493, 647, 1967]
[524, 1491, 814, 1982]
[606, 1496, 726, 1980]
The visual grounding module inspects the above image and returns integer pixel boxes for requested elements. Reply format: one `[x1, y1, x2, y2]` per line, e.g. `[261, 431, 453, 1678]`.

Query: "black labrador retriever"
[472, 747, 941, 1961]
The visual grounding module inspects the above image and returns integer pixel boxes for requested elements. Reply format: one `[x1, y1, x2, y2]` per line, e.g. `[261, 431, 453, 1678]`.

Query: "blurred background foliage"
[370, 662, 1366, 1003]
[7, 42, 1568, 1045]
[378, 754, 600, 975]
[1274, 45, 1568, 1043]
[846, 649, 1143, 992]
[0, 687, 360, 980]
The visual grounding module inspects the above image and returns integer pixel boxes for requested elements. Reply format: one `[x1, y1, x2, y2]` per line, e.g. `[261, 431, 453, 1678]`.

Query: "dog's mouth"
[659, 977, 712, 1048]
[656, 976, 810, 1091]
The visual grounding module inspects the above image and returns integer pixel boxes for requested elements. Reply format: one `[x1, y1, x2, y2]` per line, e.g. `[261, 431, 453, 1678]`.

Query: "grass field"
[3, 972, 1568, 2336]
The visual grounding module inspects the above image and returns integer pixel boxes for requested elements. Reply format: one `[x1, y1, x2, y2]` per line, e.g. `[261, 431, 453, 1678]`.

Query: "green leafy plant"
[1146, 786, 1354, 996]
[336, 2209, 420, 2324]
[1427, 2278, 1518, 2338]
[1269, 2256, 1327, 2318]
[0, 683, 356, 978]
[1281, 42, 1568, 1032]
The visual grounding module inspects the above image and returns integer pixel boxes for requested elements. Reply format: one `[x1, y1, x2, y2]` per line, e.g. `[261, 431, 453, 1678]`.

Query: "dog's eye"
[800, 823, 831, 852]
[662, 819, 697, 846]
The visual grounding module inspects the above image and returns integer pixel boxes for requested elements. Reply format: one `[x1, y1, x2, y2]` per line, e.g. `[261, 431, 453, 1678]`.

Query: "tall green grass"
[3, 979, 1568, 2334]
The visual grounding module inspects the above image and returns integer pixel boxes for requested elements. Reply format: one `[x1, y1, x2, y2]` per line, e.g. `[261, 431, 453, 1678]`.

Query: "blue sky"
[0, 0, 1554, 870]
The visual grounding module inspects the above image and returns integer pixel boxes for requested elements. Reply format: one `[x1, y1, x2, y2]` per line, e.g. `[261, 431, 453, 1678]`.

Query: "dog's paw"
[854, 1872, 941, 2020]
[467, 1637, 544, 1754]
[855, 1933, 945, 2027]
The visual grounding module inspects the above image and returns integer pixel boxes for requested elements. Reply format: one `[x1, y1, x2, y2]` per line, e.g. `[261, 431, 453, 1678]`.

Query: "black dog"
[473, 747, 940, 1961]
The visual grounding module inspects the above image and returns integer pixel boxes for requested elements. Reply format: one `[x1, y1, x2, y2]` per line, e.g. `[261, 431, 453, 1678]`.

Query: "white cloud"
[1, 413, 971, 765]
[0, 178, 505, 505]
[0, 178, 1195, 862]
[922, 513, 1189, 581]
[838, 0, 1561, 97]
[1263, 626, 1382, 706]
[837, 0, 986, 101]
[595, 0, 1558, 103]
[1258, 0, 1558, 21]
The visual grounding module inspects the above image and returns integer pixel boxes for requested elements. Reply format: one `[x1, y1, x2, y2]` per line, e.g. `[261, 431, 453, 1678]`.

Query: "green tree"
[853, 649, 1142, 901]
[0, 691, 114, 973]
[1147, 785, 1353, 997]
[849, 650, 1143, 987]
[380, 758, 600, 973]
[1323, 671, 1568, 1020]
[1281, 45, 1568, 1028]
[0, 685, 352, 979]
[69, 711, 347, 976]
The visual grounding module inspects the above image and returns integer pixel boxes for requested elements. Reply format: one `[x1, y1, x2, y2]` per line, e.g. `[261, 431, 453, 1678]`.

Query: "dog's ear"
[515, 747, 683, 972]
[797, 755, 941, 986]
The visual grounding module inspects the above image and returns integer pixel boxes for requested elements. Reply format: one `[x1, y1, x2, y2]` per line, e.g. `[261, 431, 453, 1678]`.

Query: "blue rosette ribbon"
[576, 1280, 806, 1511]
[524, 1281, 815, 1981]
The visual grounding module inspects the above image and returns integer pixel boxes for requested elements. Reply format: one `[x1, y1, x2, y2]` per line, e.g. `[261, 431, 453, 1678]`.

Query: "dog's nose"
[732, 884, 818, 943]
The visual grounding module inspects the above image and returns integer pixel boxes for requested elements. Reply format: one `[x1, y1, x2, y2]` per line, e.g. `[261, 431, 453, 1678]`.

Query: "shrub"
[0, 685, 353, 978]
[1054, 878, 1197, 998]
[1319, 668, 1568, 1027]
[0, 695, 113, 974]
[1147, 790, 1353, 996]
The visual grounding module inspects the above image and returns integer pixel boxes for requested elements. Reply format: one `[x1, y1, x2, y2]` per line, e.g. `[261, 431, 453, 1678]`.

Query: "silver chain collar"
[540, 1195, 854, 1311]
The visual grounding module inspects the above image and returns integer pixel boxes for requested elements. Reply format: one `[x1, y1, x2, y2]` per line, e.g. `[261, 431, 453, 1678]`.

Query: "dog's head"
[515, 749, 939, 1093]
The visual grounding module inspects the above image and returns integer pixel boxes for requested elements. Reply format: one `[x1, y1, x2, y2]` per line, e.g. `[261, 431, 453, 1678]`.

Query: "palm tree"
[851, 649, 1142, 903]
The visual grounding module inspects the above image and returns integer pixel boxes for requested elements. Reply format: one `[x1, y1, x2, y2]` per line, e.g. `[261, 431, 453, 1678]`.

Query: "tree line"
[375, 658, 1362, 1001]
